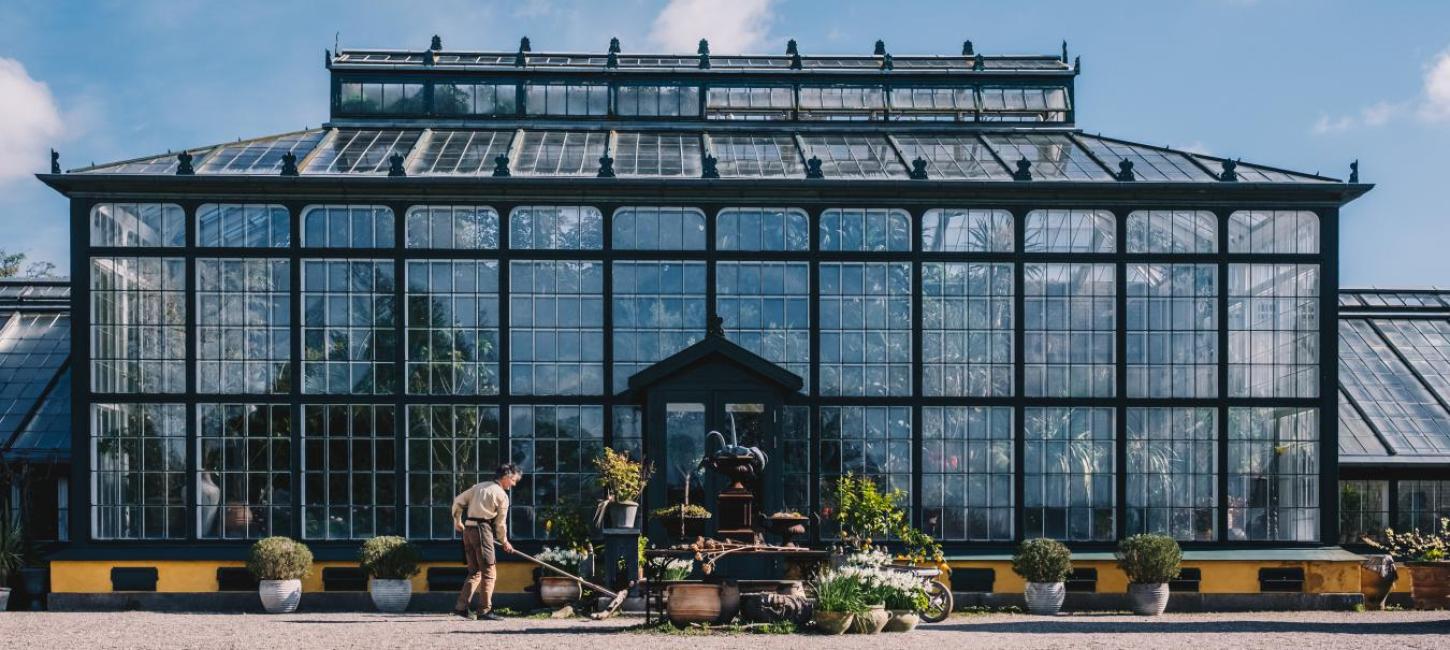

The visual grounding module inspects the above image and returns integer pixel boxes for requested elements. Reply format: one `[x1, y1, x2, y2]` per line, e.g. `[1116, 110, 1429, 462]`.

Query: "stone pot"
[665, 583, 722, 626]
[1406, 562, 1450, 610]
[884, 609, 920, 632]
[1024, 581, 1065, 616]
[814, 610, 854, 635]
[258, 579, 302, 614]
[369, 578, 412, 613]
[1128, 583, 1170, 616]
[716, 580, 740, 624]
[0, 587, 10, 612]
[607, 501, 639, 529]
[849, 604, 890, 634]
[1359, 559, 1395, 611]
[539, 576, 583, 608]
[765, 515, 809, 546]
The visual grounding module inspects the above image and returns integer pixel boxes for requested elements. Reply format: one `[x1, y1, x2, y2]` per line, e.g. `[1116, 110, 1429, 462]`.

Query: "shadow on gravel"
[935, 619, 1450, 636]
[443, 628, 624, 636]
[284, 619, 439, 624]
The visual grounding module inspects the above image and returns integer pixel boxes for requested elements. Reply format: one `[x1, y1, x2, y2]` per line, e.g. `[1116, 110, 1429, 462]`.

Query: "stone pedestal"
[600, 527, 641, 593]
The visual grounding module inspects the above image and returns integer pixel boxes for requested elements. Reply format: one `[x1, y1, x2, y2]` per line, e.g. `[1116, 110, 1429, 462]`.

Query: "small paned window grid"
[1396, 481, 1450, 536]
[922, 406, 1014, 541]
[1125, 264, 1219, 399]
[1125, 407, 1218, 541]
[706, 86, 794, 120]
[921, 208, 1014, 252]
[1126, 210, 1217, 254]
[337, 82, 425, 114]
[611, 405, 643, 458]
[819, 406, 913, 536]
[708, 135, 804, 178]
[91, 403, 187, 540]
[1227, 264, 1320, 399]
[922, 263, 1014, 397]
[90, 257, 187, 394]
[524, 83, 609, 116]
[798, 86, 887, 121]
[780, 406, 812, 515]
[1374, 319, 1450, 405]
[1227, 407, 1319, 542]
[715, 207, 809, 251]
[615, 85, 701, 117]
[892, 136, 1011, 180]
[196, 258, 292, 395]
[1023, 263, 1116, 398]
[611, 261, 707, 394]
[887, 87, 975, 121]
[405, 260, 501, 396]
[978, 86, 1070, 122]
[508, 206, 604, 250]
[612, 207, 707, 250]
[197, 204, 290, 248]
[508, 261, 605, 396]
[715, 261, 811, 386]
[819, 208, 911, 252]
[404, 206, 500, 249]
[405, 405, 501, 540]
[1338, 480, 1389, 545]
[301, 205, 396, 248]
[90, 203, 185, 248]
[433, 83, 518, 116]
[302, 404, 398, 540]
[798, 135, 907, 179]
[1023, 407, 1116, 542]
[1024, 209, 1116, 253]
[300, 260, 398, 395]
[508, 405, 605, 540]
[1228, 211, 1320, 255]
[819, 262, 913, 397]
[197, 403, 293, 539]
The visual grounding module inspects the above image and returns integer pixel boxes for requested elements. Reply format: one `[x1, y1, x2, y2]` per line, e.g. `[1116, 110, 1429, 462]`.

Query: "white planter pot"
[1024, 581, 1065, 616]
[1128, 583, 1170, 616]
[0, 587, 10, 612]
[370, 578, 413, 613]
[258, 579, 302, 614]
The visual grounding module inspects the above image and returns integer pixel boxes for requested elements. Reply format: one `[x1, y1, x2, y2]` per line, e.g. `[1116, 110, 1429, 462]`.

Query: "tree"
[0, 250, 60, 279]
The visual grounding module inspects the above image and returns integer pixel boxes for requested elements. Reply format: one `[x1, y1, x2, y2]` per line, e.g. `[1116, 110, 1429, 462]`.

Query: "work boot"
[477, 610, 504, 621]
[453, 609, 478, 621]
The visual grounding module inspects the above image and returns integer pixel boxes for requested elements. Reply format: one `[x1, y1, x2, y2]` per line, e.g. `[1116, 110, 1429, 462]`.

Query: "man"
[452, 462, 521, 621]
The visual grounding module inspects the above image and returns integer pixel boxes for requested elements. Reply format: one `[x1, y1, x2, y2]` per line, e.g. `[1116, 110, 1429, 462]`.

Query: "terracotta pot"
[814, 610, 854, 635]
[665, 583, 722, 625]
[1128, 583, 1169, 616]
[369, 578, 412, 613]
[1024, 581, 1065, 616]
[884, 609, 920, 632]
[849, 604, 890, 634]
[258, 579, 302, 614]
[539, 576, 582, 608]
[1359, 564, 1394, 610]
[1406, 562, 1450, 610]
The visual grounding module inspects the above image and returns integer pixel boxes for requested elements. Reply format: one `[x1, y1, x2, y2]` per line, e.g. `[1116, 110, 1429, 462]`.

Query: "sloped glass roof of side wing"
[707, 133, 804, 178]
[1190, 154, 1336, 183]
[980, 132, 1115, 181]
[195, 130, 327, 174]
[408, 129, 515, 175]
[1339, 390, 1389, 458]
[1338, 319, 1450, 456]
[302, 129, 422, 174]
[5, 367, 70, 461]
[0, 313, 69, 445]
[1073, 134, 1215, 182]
[1373, 318, 1450, 405]
[891, 135, 1012, 180]
[798, 134, 907, 179]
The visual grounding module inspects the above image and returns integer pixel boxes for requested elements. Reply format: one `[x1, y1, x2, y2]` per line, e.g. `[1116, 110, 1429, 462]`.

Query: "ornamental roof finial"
[701, 153, 719, 179]
[50, 149, 60, 174]
[873, 39, 886, 56]
[1349, 159, 1360, 183]
[609, 37, 621, 54]
[805, 156, 824, 179]
[1012, 158, 1032, 181]
[280, 151, 299, 176]
[431, 35, 442, 51]
[1116, 159, 1136, 182]
[388, 153, 406, 177]
[493, 154, 511, 177]
[962, 40, 974, 56]
[1219, 159, 1239, 182]
[597, 153, 616, 178]
[908, 157, 929, 180]
[176, 151, 194, 175]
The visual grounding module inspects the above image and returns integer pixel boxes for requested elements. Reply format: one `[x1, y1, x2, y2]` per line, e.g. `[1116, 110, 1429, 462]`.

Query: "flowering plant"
[536, 546, 590, 575]
[837, 550, 929, 611]
[1364, 518, 1450, 562]
[648, 556, 695, 581]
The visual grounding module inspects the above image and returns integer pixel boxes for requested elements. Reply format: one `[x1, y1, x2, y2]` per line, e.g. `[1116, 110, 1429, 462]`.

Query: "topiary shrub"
[1011, 538, 1072, 584]
[358, 536, 421, 580]
[248, 536, 313, 581]
[1116, 534, 1182, 584]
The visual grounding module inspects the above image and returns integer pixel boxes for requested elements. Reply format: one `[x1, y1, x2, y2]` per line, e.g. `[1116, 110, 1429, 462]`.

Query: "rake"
[502, 544, 631, 620]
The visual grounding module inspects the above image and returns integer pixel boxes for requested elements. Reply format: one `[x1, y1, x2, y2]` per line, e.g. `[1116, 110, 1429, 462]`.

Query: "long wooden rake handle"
[499, 544, 618, 597]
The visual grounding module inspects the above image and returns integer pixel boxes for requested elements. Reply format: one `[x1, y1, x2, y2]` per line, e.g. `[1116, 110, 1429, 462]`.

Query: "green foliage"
[1365, 518, 1450, 562]
[594, 448, 652, 503]
[1011, 538, 1072, 583]
[1116, 534, 1182, 584]
[833, 473, 906, 549]
[811, 569, 869, 614]
[896, 524, 944, 566]
[652, 504, 711, 518]
[542, 501, 593, 553]
[0, 516, 23, 584]
[358, 536, 421, 580]
[0, 251, 24, 279]
[247, 536, 313, 581]
[883, 586, 929, 612]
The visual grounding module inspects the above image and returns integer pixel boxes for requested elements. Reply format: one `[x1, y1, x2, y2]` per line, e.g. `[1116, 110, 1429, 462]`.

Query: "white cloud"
[647, 0, 775, 53]
[1419, 49, 1450, 122]
[1312, 101, 1406, 135]
[0, 58, 63, 182]
[1362, 100, 1401, 126]
[1312, 114, 1354, 135]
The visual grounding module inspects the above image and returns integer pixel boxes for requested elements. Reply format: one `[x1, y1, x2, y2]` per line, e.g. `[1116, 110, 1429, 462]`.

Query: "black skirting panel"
[110, 567, 158, 592]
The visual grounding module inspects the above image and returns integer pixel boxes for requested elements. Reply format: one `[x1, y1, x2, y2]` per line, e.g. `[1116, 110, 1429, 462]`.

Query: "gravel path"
[2, 610, 1448, 649]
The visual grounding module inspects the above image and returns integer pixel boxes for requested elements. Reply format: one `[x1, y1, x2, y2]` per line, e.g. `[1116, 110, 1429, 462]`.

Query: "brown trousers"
[455, 525, 497, 612]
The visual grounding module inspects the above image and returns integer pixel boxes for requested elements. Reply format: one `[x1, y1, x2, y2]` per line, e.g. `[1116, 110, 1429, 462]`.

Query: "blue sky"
[0, 0, 1447, 286]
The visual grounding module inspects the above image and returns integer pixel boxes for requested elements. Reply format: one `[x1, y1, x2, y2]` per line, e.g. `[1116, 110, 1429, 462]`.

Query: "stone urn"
[258, 579, 302, 614]
[765, 514, 809, 547]
[1127, 583, 1170, 616]
[884, 610, 920, 632]
[849, 604, 890, 634]
[539, 576, 583, 607]
[1406, 562, 1450, 610]
[1359, 555, 1396, 610]
[1024, 581, 1065, 616]
[665, 583, 722, 625]
[658, 513, 709, 543]
[814, 611, 854, 635]
[369, 578, 412, 613]
[740, 593, 813, 626]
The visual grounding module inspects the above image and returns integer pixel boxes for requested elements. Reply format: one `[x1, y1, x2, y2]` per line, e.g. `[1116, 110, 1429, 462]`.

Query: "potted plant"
[593, 448, 651, 529]
[832, 473, 907, 550]
[1365, 517, 1450, 609]
[664, 581, 722, 626]
[882, 572, 928, 632]
[653, 504, 711, 542]
[1116, 534, 1181, 616]
[248, 536, 313, 614]
[0, 517, 21, 612]
[1012, 538, 1072, 616]
[358, 536, 421, 613]
[535, 546, 590, 607]
[810, 569, 865, 635]
[541, 501, 595, 577]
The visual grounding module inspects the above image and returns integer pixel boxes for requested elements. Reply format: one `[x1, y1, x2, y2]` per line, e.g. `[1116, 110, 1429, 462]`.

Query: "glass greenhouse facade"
[42, 37, 1371, 562]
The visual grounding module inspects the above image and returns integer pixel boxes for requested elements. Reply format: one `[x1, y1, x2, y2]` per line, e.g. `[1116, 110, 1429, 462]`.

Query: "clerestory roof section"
[1338, 289, 1450, 467]
[330, 49, 1073, 74]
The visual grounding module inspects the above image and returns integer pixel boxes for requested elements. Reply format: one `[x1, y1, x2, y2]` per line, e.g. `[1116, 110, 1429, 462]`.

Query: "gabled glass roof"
[1339, 319, 1450, 457]
[707, 133, 804, 178]
[303, 129, 422, 174]
[0, 313, 68, 443]
[891, 134, 1012, 180]
[1072, 134, 1214, 182]
[982, 132, 1114, 181]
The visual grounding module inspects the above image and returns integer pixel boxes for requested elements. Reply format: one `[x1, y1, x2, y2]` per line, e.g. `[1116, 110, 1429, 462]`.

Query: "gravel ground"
[2, 610, 1448, 650]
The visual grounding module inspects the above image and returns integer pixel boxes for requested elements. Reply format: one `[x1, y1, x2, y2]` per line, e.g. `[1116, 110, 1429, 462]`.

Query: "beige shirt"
[452, 480, 510, 542]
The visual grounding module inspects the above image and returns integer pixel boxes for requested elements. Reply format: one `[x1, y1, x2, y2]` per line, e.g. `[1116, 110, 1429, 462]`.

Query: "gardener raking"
[451, 463, 521, 621]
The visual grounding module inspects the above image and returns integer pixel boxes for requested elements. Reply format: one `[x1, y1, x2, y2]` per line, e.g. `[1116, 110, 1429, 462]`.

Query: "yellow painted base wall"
[51, 560, 535, 594]
[943, 559, 1363, 594]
